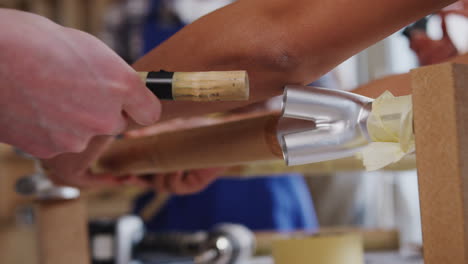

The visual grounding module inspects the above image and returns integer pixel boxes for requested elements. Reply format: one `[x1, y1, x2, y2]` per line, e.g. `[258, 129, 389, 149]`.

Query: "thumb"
[123, 73, 162, 126]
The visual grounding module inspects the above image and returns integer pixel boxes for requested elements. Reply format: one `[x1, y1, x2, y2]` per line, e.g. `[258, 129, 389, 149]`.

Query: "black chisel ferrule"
[145, 71, 174, 100]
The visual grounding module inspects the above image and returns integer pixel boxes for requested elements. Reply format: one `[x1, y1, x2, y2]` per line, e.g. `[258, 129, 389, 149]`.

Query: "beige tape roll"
[272, 233, 364, 264]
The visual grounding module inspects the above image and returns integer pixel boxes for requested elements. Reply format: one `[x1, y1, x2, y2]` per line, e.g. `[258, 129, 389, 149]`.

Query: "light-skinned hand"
[0, 9, 161, 159]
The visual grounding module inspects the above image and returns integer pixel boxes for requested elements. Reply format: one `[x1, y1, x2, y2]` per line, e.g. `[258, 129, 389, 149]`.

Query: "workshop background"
[1, 0, 468, 263]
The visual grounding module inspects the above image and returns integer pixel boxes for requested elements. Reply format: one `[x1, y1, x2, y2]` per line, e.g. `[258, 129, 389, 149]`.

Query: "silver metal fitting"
[278, 85, 373, 166]
[16, 173, 80, 200]
[15, 158, 79, 200]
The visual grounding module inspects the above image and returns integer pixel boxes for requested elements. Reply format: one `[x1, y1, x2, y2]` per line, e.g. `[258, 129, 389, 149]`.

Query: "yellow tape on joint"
[358, 91, 415, 171]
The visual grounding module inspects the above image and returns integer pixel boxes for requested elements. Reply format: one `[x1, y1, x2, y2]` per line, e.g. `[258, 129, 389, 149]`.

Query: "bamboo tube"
[93, 113, 282, 175]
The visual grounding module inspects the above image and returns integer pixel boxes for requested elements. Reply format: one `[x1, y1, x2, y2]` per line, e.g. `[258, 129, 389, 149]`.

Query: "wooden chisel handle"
[139, 70, 249, 101]
[92, 113, 283, 175]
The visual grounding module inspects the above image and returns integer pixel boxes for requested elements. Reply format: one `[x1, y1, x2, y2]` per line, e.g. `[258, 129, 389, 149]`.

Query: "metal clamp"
[15, 154, 79, 200]
[16, 172, 80, 200]
[278, 85, 373, 166]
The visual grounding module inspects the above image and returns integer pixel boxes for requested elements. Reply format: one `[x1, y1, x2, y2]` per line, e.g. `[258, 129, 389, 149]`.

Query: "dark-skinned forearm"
[134, 0, 454, 121]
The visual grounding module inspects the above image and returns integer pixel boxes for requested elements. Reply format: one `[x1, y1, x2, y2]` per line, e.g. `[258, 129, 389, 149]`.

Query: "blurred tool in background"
[405, 14, 458, 66]
[89, 216, 255, 264]
[88, 215, 407, 264]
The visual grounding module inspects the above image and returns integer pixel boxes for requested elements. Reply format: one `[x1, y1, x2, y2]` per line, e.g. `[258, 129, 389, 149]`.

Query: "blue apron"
[134, 0, 319, 232]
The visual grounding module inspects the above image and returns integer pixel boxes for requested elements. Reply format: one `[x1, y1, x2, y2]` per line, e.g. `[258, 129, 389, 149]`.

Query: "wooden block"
[272, 233, 363, 264]
[0, 144, 35, 222]
[412, 63, 468, 264]
[0, 224, 38, 264]
[36, 198, 90, 264]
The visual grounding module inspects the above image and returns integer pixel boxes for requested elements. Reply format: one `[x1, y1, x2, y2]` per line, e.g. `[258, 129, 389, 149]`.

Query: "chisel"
[92, 85, 412, 175]
[91, 86, 372, 175]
